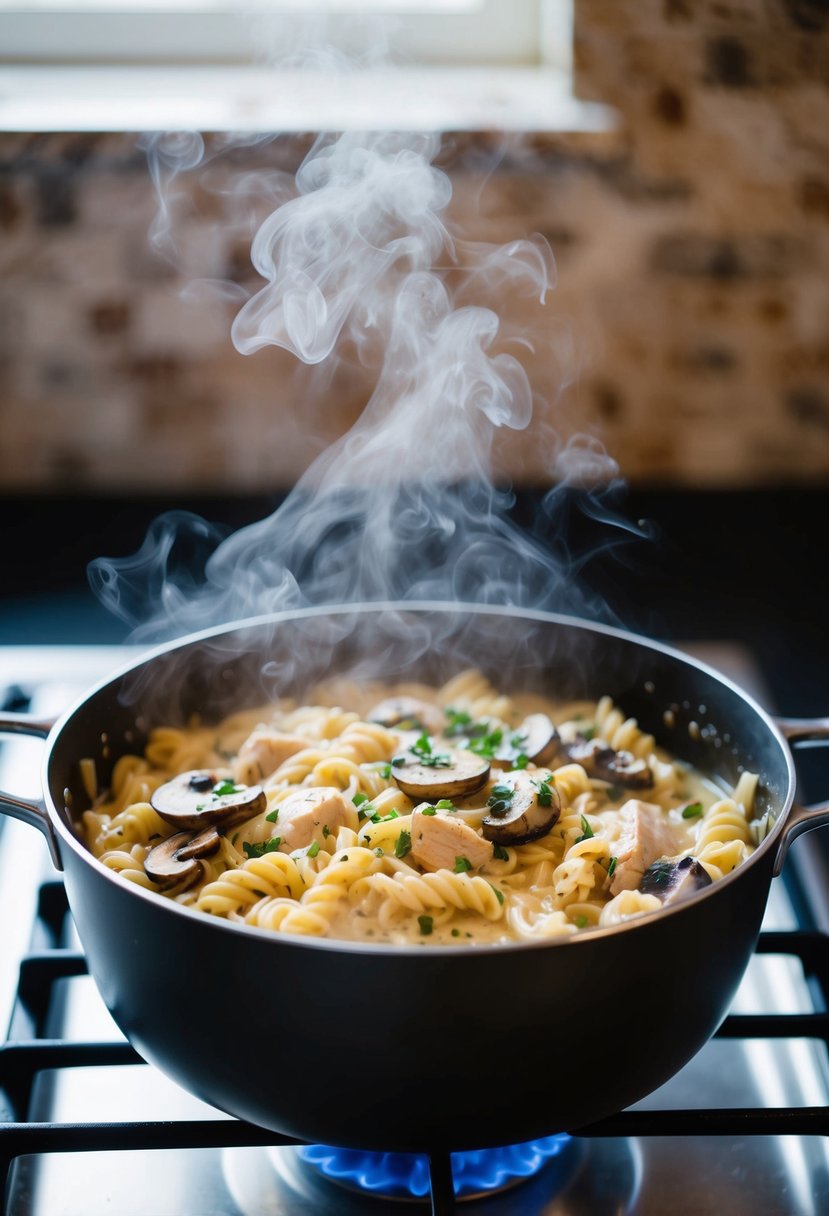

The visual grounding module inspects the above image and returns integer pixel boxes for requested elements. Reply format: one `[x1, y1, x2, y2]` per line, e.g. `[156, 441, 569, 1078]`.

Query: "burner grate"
[3, 880, 829, 1214]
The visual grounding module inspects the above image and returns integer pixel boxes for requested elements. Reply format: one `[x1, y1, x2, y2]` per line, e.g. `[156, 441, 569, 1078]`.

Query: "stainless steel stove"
[2, 643, 829, 1216]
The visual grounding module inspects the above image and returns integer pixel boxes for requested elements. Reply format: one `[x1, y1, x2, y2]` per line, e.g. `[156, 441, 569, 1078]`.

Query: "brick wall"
[1, 0, 828, 491]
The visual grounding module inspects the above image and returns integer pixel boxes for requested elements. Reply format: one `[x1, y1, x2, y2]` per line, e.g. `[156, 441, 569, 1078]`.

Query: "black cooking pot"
[1, 604, 827, 1152]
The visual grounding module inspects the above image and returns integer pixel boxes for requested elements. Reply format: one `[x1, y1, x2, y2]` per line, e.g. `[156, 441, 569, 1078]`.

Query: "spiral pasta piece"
[79, 672, 761, 945]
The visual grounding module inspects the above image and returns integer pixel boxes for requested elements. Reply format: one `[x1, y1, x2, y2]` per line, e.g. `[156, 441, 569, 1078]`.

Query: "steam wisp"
[92, 127, 635, 644]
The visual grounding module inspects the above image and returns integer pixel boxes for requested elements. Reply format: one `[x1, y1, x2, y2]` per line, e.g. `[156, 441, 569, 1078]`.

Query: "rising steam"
[91, 125, 636, 643]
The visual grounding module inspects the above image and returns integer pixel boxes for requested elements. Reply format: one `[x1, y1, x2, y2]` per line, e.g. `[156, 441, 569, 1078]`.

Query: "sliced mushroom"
[639, 856, 712, 905]
[150, 770, 265, 831]
[144, 831, 204, 890]
[175, 825, 221, 861]
[481, 773, 561, 846]
[368, 696, 446, 736]
[566, 739, 654, 790]
[392, 743, 490, 802]
[492, 713, 559, 769]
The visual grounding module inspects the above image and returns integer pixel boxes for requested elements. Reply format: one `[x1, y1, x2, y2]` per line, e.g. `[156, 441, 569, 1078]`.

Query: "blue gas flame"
[298, 1135, 572, 1199]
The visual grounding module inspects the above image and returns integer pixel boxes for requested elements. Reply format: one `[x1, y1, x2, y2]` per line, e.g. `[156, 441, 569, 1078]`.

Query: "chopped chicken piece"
[274, 787, 353, 852]
[609, 800, 678, 897]
[410, 806, 492, 872]
[232, 728, 307, 783]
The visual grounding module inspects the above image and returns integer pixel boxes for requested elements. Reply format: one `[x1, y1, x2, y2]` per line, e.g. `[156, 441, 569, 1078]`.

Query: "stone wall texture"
[1, 0, 828, 492]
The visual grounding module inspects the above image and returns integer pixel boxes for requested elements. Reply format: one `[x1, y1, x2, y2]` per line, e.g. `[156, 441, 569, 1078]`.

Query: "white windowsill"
[0, 65, 615, 133]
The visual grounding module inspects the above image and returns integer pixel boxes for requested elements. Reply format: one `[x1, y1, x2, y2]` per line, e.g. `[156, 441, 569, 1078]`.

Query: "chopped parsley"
[451, 928, 461, 937]
[444, 708, 473, 737]
[242, 837, 282, 859]
[487, 783, 514, 816]
[454, 856, 473, 873]
[681, 802, 704, 819]
[374, 762, 392, 779]
[353, 792, 370, 807]
[513, 753, 529, 770]
[492, 843, 510, 862]
[607, 785, 623, 801]
[532, 777, 555, 807]
[580, 726, 598, 742]
[435, 798, 456, 811]
[265, 808, 280, 823]
[418, 914, 434, 936]
[370, 808, 399, 824]
[489, 883, 505, 906]
[394, 830, 412, 859]
[467, 727, 503, 760]
[213, 779, 243, 797]
[420, 806, 437, 816]
[607, 856, 618, 878]
[322, 824, 330, 838]
[576, 814, 594, 842]
[391, 755, 407, 768]
[353, 792, 375, 821]
[307, 840, 321, 858]
[411, 733, 452, 768]
[575, 914, 588, 929]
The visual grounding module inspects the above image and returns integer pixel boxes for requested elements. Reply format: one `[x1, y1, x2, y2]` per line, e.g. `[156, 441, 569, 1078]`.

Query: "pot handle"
[0, 712, 62, 869]
[773, 716, 829, 877]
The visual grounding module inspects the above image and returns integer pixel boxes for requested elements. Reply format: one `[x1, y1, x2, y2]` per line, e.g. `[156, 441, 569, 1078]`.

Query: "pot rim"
[42, 600, 797, 955]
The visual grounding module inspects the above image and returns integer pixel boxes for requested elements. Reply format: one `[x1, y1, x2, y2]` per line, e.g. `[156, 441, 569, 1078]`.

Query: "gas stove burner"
[297, 1137, 574, 1201]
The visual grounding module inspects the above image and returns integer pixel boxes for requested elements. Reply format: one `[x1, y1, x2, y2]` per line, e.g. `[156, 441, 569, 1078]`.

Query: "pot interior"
[48, 605, 792, 848]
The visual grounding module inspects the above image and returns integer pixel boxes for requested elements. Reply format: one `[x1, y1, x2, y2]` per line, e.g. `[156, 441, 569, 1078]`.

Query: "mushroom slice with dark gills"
[640, 856, 712, 905]
[565, 738, 653, 790]
[392, 735, 490, 802]
[481, 772, 561, 846]
[367, 696, 446, 736]
[150, 771, 265, 832]
[492, 713, 559, 769]
[144, 825, 220, 890]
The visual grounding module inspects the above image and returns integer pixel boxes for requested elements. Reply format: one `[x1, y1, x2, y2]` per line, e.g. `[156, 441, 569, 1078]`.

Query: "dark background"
[2, 486, 825, 714]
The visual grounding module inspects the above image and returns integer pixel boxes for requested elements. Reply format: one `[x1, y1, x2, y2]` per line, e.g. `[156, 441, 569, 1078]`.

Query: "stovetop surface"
[1, 643, 829, 1215]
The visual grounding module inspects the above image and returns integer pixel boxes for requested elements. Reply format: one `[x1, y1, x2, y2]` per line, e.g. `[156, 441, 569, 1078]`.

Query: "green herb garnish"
[454, 856, 473, 873]
[322, 824, 330, 838]
[307, 840, 321, 858]
[444, 708, 473, 737]
[607, 856, 617, 878]
[435, 798, 456, 811]
[451, 928, 461, 937]
[681, 802, 704, 819]
[391, 755, 406, 768]
[418, 914, 434, 936]
[580, 726, 597, 742]
[212, 779, 242, 797]
[492, 843, 510, 861]
[532, 777, 555, 807]
[575, 914, 588, 928]
[487, 783, 514, 816]
[265, 808, 279, 823]
[513, 753, 529, 770]
[242, 837, 282, 859]
[375, 762, 392, 779]
[467, 727, 503, 760]
[395, 830, 412, 859]
[489, 883, 505, 906]
[420, 806, 437, 816]
[370, 808, 399, 824]
[576, 814, 594, 842]
[411, 733, 452, 768]
[353, 792, 370, 807]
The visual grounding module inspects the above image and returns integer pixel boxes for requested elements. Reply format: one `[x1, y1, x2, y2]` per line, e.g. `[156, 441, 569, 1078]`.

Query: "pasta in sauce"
[80, 670, 759, 945]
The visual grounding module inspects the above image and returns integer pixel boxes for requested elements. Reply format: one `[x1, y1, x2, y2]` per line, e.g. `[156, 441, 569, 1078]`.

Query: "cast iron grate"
[3, 880, 829, 1216]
